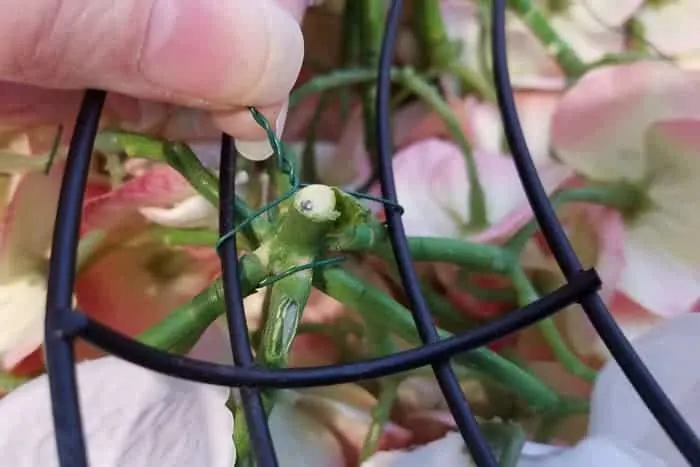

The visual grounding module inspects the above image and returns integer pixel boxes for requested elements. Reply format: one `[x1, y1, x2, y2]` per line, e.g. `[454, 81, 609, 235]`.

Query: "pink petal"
[82, 165, 195, 232]
[638, 0, 700, 57]
[385, 138, 571, 240]
[470, 152, 572, 243]
[317, 105, 371, 189]
[384, 139, 466, 238]
[73, 243, 219, 361]
[551, 61, 700, 182]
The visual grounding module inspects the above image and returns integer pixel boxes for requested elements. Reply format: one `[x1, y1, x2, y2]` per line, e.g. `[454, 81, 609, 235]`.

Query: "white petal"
[362, 434, 568, 467]
[589, 313, 700, 466]
[0, 357, 234, 467]
[269, 391, 345, 467]
[638, 0, 700, 57]
[518, 437, 665, 467]
[551, 5, 627, 64]
[0, 274, 47, 369]
[582, 0, 642, 26]
[618, 231, 700, 317]
[391, 139, 467, 238]
[139, 195, 218, 230]
[361, 431, 474, 467]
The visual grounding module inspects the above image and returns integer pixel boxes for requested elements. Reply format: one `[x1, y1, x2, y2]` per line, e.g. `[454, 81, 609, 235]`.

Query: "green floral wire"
[215, 108, 406, 289]
[44, 125, 64, 174]
[215, 107, 302, 253]
[257, 257, 347, 288]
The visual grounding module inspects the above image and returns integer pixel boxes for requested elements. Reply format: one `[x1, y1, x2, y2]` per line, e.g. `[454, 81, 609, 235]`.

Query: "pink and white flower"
[546, 61, 700, 357]
[0, 162, 219, 374]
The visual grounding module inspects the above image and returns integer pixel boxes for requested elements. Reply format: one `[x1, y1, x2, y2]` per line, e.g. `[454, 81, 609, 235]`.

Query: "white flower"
[0, 356, 235, 467]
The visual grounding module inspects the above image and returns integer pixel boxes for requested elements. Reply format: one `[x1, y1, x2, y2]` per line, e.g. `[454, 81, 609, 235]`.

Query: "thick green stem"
[290, 69, 384, 109]
[396, 68, 487, 229]
[413, 0, 455, 70]
[360, 378, 400, 461]
[150, 227, 219, 247]
[316, 267, 560, 412]
[94, 131, 259, 247]
[341, 0, 361, 65]
[358, 0, 385, 172]
[259, 271, 313, 368]
[137, 254, 266, 352]
[507, 0, 587, 78]
[163, 143, 221, 206]
[449, 64, 498, 102]
[360, 325, 401, 460]
[375, 236, 515, 274]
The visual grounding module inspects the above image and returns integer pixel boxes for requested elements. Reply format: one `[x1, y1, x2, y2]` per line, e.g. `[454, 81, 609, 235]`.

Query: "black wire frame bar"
[38, 1, 700, 466]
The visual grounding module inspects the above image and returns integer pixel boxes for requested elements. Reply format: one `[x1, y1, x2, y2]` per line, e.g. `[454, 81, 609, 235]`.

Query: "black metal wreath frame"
[40, 0, 700, 466]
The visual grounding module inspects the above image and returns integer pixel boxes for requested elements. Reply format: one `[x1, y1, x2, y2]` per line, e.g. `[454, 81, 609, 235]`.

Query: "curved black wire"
[490, 0, 700, 463]
[44, 89, 106, 467]
[218, 135, 278, 467]
[71, 268, 598, 387]
[40, 4, 699, 467]
[374, 2, 496, 464]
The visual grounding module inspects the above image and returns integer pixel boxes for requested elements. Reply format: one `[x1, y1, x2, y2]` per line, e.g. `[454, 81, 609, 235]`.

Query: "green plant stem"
[360, 378, 400, 461]
[413, 0, 454, 70]
[373, 236, 515, 274]
[300, 93, 330, 184]
[506, 182, 645, 251]
[395, 68, 487, 229]
[290, 69, 383, 109]
[509, 267, 597, 382]
[137, 254, 266, 352]
[449, 64, 498, 102]
[507, 0, 587, 78]
[341, 0, 361, 65]
[162, 143, 220, 206]
[535, 396, 590, 442]
[358, 0, 386, 174]
[94, 131, 259, 247]
[0, 371, 29, 392]
[316, 267, 560, 412]
[373, 236, 596, 382]
[360, 324, 401, 461]
[150, 227, 219, 247]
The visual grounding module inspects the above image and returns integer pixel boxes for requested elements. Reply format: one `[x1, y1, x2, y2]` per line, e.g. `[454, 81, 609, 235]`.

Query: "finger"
[0, 0, 304, 109]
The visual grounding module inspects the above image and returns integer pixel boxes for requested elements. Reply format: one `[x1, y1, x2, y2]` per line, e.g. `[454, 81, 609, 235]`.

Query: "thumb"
[0, 0, 304, 109]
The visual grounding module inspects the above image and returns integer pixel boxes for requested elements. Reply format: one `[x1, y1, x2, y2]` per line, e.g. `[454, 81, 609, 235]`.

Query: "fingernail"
[237, 102, 289, 161]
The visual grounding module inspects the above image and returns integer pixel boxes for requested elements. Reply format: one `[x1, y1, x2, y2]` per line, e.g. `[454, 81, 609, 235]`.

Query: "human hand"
[0, 0, 313, 159]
